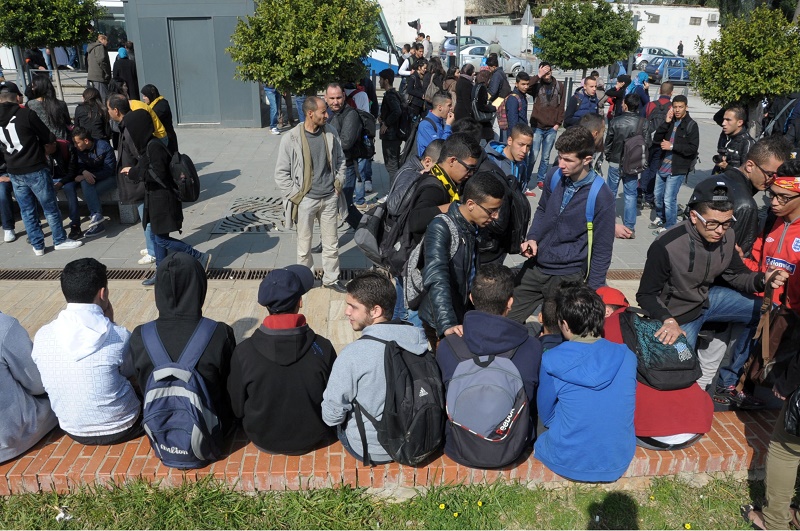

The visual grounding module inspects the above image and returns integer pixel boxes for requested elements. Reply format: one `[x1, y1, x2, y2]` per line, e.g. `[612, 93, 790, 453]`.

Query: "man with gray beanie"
[227, 265, 337, 455]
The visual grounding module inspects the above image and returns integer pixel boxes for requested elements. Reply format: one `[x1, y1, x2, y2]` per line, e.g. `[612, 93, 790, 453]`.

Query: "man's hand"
[53, 181, 63, 190]
[553, 124, 559, 131]
[768, 269, 790, 289]
[665, 107, 674, 123]
[380, 124, 387, 135]
[520, 239, 538, 257]
[660, 140, 673, 151]
[0, 175, 9, 183]
[446, 111, 455, 126]
[774, 385, 787, 401]
[74, 174, 84, 183]
[717, 159, 728, 170]
[538, 64, 551, 78]
[654, 318, 685, 346]
[444, 325, 463, 337]
[735, 244, 745, 261]
[83, 171, 96, 185]
[615, 224, 633, 239]
[120, 166, 131, 175]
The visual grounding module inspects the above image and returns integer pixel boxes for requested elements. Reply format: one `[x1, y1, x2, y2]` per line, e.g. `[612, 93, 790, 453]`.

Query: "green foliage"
[719, 0, 794, 26]
[690, 6, 800, 105]
[227, 0, 381, 94]
[532, 1, 640, 72]
[0, 0, 103, 47]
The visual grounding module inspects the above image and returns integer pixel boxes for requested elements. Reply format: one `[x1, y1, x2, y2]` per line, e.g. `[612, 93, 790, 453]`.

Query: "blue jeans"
[343, 164, 364, 229]
[639, 149, 662, 204]
[528, 126, 558, 185]
[680, 286, 761, 387]
[152, 234, 201, 266]
[393, 276, 423, 328]
[606, 165, 638, 231]
[264, 87, 279, 128]
[137, 203, 155, 257]
[294, 95, 306, 123]
[0, 180, 13, 230]
[352, 158, 372, 204]
[10, 168, 67, 249]
[654, 170, 684, 228]
[61, 177, 105, 226]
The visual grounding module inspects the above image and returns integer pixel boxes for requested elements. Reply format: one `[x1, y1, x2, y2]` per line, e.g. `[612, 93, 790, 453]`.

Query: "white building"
[379, 0, 467, 47]
[629, 4, 720, 56]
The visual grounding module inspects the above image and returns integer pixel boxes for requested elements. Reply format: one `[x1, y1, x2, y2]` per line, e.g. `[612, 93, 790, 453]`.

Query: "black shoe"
[310, 243, 323, 254]
[142, 276, 156, 286]
[68, 225, 83, 240]
[323, 280, 347, 293]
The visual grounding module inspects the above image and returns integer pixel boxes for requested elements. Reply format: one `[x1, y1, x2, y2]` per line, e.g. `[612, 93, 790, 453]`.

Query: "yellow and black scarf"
[430, 164, 459, 202]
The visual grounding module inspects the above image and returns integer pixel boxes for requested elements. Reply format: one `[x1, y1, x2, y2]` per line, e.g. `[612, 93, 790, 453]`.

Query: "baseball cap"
[257, 265, 315, 313]
[596, 286, 629, 309]
[0, 81, 21, 96]
[688, 179, 729, 207]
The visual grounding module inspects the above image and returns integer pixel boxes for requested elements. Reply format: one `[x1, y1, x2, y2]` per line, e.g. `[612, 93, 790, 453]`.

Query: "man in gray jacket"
[86, 35, 111, 101]
[275, 96, 348, 293]
[322, 272, 430, 464]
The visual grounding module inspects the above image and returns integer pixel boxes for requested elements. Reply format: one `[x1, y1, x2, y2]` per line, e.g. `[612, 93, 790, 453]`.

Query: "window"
[689, 17, 702, 25]
[472, 47, 486, 56]
[96, 6, 127, 49]
[647, 14, 660, 23]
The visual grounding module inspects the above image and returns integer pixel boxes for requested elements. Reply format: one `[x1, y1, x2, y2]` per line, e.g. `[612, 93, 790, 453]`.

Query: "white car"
[635, 46, 677, 70]
[459, 45, 531, 76]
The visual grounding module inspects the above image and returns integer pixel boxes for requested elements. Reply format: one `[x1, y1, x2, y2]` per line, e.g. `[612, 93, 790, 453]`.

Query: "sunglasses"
[455, 159, 479, 174]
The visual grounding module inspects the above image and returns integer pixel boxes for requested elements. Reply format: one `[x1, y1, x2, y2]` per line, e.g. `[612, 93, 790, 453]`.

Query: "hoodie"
[31, 304, 139, 437]
[227, 313, 336, 453]
[322, 321, 429, 463]
[130, 252, 237, 435]
[484, 141, 527, 189]
[0, 312, 58, 463]
[535, 337, 637, 482]
[0, 102, 55, 174]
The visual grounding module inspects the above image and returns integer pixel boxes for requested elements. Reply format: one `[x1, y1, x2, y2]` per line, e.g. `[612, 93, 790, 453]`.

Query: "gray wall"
[125, 0, 261, 127]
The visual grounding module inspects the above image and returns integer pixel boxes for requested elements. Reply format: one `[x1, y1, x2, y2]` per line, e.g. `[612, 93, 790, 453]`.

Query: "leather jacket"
[717, 167, 760, 256]
[715, 129, 755, 170]
[418, 202, 478, 337]
[604, 111, 651, 164]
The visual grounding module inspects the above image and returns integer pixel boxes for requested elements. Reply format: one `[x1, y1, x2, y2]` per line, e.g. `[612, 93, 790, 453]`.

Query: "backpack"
[350, 107, 377, 160]
[618, 310, 701, 391]
[781, 99, 800, 135]
[423, 78, 439, 104]
[395, 93, 412, 141]
[471, 84, 496, 123]
[501, 175, 532, 254]
[345, 87, 365, 110]
[441, 335, 530, 469]
[548, 170, 605, 281]
[148, 141, 201, 202]
[496, 93, 522, 131]
[352, 335, 445, 466]
[380, 173, 434, 277]
[647, 99, 671, 135]
[399, 117, 435, 167]
[354, 203, 388, 269]
[141, 318, 224, 469]
[621, 117, 648, 175]
[403, 213, 460, 311]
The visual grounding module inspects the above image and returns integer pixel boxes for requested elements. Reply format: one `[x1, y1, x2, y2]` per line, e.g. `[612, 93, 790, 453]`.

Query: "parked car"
[459, 45, 531, 76]
[635, 46, 677, 70]
[645, 56, 691, 85]
[439, 35, 489, 60]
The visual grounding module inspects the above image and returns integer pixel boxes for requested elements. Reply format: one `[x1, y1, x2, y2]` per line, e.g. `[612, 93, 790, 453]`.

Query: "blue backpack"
[141, 318, 224, 469]
[549, 169, 605, 281]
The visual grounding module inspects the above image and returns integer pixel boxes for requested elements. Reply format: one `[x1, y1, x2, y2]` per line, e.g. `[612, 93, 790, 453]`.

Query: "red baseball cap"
[596, 286, 629, 308]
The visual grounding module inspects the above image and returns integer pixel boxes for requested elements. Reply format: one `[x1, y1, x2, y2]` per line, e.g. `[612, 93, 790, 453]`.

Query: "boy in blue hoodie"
[535, 282, 637, 482]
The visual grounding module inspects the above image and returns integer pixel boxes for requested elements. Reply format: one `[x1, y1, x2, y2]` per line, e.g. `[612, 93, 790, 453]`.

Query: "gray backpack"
[403, 213, 459, 311]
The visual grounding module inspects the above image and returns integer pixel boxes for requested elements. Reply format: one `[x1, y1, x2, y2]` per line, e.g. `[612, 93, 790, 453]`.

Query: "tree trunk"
[794, 0, 800, 23]
[50, 47, 65, 101]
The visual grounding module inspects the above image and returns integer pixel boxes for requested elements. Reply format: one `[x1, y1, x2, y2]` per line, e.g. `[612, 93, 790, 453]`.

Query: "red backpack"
[497, 93, 522, 130]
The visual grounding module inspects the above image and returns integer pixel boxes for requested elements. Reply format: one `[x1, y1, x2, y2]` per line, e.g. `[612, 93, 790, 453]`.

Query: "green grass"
[0, 475, 766, 529]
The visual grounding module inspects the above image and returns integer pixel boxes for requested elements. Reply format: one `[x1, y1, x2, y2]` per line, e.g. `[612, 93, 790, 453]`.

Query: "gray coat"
[0, 312, 58, 463]
[86, 41, 110, 83]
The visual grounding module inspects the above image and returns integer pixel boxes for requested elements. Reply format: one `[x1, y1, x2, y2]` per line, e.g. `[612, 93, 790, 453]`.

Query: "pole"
[50, 47, 65, 101]
[627, 15, 639, 73]
[12, 46, 25, 86]
[456, 16, 462, 68]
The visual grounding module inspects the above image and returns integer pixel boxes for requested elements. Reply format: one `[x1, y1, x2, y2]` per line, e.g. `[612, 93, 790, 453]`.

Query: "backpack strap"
[583, 176, 605, 282]
[141, 318, 217, 383]
[353, 334, 390, 466]
[443, 334, 519, 369]
[175, 317, 218, 371]
[436, 213, 461, 258]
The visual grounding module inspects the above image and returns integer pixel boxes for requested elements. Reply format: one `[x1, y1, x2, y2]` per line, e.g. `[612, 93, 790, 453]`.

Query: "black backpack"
[647, 99, 671, 136]
[618, 309, 701, 391]
[395, 92, 412, 141]
[346, 106, 377, 160]
[148, 141, 201, 202]
[398, 117, 435, 167]
[499, 172, 531, 255]
[352, 335, 445, 466]
[621, 117, 648, 175]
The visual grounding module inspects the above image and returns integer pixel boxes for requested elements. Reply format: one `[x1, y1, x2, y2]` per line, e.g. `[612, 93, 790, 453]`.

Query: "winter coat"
[651, 114, 700, 176]
[528, 76, 565, 129]
[454, 76, 474, 122]
[149, 97, 179, 154]
[86, 41, 110, 83]
[128, 138, 182, 234]
[563, 89, 599, 127]
[112, 56, 139, 100]
[74, 103, 111, 141]
[604, 111, 651, 165]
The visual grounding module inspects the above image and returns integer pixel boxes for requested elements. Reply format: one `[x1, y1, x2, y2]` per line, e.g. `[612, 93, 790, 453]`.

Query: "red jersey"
[744, 216, 800, 309]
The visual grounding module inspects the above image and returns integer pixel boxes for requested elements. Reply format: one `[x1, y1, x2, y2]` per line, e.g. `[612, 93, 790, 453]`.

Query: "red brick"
[371, 464, 386, 489]
[385, 463, 401, 487]
[239, 453, 258, 490]
[271, 454, 287, 477]
[356, 466, 372, 487]
[399, 467, 416, 487]
[313, 447, 329, 477]
[298, 453, 314, 476]
[51, 441, 83, 478]
[113, 439, 142, 476]
[484, 469, 501, 484]
[341, 467, 358, 487]
[285, 455, 301, 475]
[48, 434, 74, 459]
[21, 441, 58, 487]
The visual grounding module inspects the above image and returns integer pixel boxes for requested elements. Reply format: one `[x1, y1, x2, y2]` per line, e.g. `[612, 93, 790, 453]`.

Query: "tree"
[690, 6, 800, 136]
[531, 1, 640, 77]
[228, 0, 381, 95]
[0, 0, 104, 98]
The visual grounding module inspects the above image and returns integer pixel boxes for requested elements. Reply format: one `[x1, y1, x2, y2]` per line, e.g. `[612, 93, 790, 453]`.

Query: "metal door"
[168, 18, 220, 124]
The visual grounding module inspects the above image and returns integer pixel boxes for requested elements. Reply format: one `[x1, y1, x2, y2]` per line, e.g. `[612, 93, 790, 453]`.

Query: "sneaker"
[197, 251, 212, 271]
[713, 385, 736, 405]
[648, 218, 664, 229]
[54, 239, 83, 250]
[87, 213, 104, 229]
[652, 228, 666, 236]
[537, 182, 544, 189]
[365, 180, 373, 193]
[731, 390, 765, 410]
[140, 248, 150, 256]
[310, 243, 323, 254]
[33, 247, 45, 257]
[270, 127, 281, 135]
[67, 225, 83, 240]
[138, 254, 156, 265]
[142, 276, 156, 286]
[323, 281, 348, 294]
[84, 223, 105, 238]
[377, 194, 388, 204]
[355, 202, 372, 212]
[524, 189, 537, 197]
[3, 229, 15, 242]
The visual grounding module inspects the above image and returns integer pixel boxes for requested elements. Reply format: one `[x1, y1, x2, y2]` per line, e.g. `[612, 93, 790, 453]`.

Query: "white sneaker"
[87, 213, 104, 229]
[54, 239, 83, 250]
[140, 248, 149, 256]
[270, 127, 281, 135]
[33, 247, 44, 256]
[4, 229, 15, 242]
[138, 254, 156, 265]
[365, 181, 373, 193]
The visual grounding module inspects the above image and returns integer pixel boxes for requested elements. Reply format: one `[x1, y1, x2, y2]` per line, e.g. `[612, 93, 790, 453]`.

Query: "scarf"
[431, 164, 459, 202]
[289, 124, 330, 223]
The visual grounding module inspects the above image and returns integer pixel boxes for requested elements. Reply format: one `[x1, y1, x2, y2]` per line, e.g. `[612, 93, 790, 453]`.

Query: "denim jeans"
[342, 164, 364, 229]
[654, 171, 684, 228]
[606, 164, 639, 231]
[680, 286, 761, 388]
[393, 276, 423, 328]
[137, 203, 155, 257]
[152, 234, 200, 266]
[528, 126, 558, 185]
[10, 168, 67, 249]
[61, 176, 105, 226]
[294, 95, 306, 123]
[264, 87, 279, 128]
[639, 149, 662, 204]
[0, 180, 14, 230]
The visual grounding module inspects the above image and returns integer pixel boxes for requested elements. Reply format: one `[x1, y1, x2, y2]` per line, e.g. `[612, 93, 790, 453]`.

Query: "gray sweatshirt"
[0, 312, 58, 462]
[322, 322, 429, 462]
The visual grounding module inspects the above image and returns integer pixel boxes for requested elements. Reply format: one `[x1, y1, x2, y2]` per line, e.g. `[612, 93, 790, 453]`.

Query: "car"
[439, 35, 489, 61]
[635, 46, 677, 70]
[459, 45, 532, 76]
[645, 56, 691, 85]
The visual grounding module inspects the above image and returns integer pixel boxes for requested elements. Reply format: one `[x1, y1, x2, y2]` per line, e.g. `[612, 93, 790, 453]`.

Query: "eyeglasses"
[765, 188, 800, 205]
[455, 159, 479, 175]
[753, 161, 778, 185]
[693, 210, 736, 231]
[474, 201, 501, 218]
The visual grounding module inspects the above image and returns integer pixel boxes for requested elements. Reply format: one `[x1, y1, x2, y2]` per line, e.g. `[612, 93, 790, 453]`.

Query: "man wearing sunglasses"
[637, 180, 789, 403]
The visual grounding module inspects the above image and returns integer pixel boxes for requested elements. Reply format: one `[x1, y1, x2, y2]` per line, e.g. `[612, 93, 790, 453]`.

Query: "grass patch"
[0, 475, 764, 529]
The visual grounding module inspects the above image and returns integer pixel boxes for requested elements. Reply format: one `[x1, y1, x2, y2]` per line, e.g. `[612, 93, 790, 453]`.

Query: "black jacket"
[476, 148, 518, 263]
[453, 76, 474, 122]
[150, 98, 179, 154]
[716, 167, 760, 256]
[604, 111, 651, 164]
[130, 252, 237, 435]
[379, 88, 403, 141]
[408, 170, 457, 244]
[0, 103, 54, 174]
[327, 105, 361, 163]
[74, 103, 111, 141]
[112, 57, 140, 100]
[715, 129, 755, 170]
[418, 202, 478, 337]
[228, 314, 336, 453]
[407, 72, 425, 111]
[129, 138, 183, 234]
[652, 114, 699, 176]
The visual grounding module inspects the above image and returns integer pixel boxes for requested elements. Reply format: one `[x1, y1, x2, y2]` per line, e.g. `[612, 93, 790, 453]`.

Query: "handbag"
[471, 84, 495, 123]
[784, 386, 800, 436]
[423, 79, 439, 104]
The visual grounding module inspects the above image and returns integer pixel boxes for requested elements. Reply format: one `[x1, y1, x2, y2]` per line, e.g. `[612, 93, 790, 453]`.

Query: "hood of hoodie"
[155, 252, 207, 320]
[544, 338, 626, 390]
[253, 315, 317, 367]
[462, 310, 529, 355]
[86, 42, 105, 54]
[52, 304, 114, 361]
[0, 102, 21, 128]
[360, 321, 429, 354]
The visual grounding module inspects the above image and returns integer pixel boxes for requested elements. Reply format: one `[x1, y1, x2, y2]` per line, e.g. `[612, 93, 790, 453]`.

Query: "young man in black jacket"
[378, 69, 403, 181]
[228, 265, 336, 455]
[713, 104, 755, 174]
[326, 82, 363, 229]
